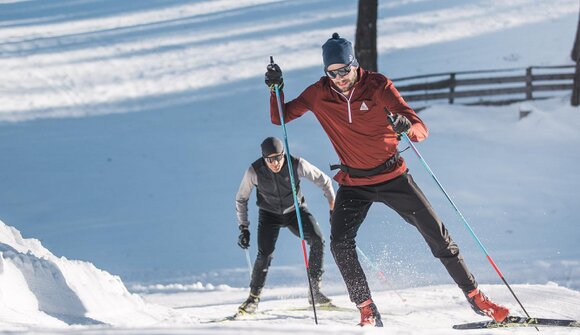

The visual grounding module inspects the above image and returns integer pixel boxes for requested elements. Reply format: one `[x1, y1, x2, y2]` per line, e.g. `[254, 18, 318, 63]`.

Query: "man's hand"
[389, 113, 412, 134]
[238, 226, 250, 249]
[265, 62, 283, 91]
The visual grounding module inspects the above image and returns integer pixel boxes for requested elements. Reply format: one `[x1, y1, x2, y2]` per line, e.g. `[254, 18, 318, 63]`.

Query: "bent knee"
[330, 237, 356, 253]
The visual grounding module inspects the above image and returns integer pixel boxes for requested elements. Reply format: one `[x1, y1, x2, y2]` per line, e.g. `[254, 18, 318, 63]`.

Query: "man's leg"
[249, 210, 283, 294]
[286, 208, 328, 303]
[286, 208, 325, 284]
[378, 173, 509, 321]
[378, 173, 477, 293]
[330, 185, 374, 304]
[239, 210, 283, 314]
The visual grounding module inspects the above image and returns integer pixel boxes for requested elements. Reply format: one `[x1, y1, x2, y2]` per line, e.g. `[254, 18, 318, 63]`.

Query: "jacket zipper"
[332, 87, 356, 124]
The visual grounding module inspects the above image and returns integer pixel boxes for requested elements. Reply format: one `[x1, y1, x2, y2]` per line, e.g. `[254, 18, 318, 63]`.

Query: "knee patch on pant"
[432, 242, 460, 259]
[330, 238, 356, 255]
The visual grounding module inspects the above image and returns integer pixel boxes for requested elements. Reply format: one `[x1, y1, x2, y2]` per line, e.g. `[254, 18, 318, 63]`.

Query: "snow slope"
[1, 0, 577, 287]
[1, 218, 579, 334]
[0, 0, 579, 333]
[0, 219, 176, 330]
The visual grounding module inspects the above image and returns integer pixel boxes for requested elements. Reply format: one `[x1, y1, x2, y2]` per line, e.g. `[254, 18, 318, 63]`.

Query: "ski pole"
[271, 56, 318, 325]
[356, 247, 406, 302]
[244, 249, 253, 280]
[386, 110, 535, 326]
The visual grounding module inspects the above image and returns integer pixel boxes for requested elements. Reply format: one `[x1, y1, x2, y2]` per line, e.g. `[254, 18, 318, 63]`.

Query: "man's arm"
[235, 166, 258, 228]
[380, 79, 428, 142]
[269, 89, 313, 125]
[297, 158, 335, 209]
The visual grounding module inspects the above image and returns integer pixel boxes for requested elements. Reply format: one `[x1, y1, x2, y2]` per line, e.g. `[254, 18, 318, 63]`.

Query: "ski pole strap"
[330, 153, 400, 178]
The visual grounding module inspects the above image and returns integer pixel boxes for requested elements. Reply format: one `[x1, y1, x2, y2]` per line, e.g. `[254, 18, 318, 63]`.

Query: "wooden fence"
[391, 65, 575, 107]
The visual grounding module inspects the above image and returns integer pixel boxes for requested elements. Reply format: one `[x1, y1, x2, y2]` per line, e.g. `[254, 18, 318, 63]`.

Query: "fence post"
[525, 67, 533, 100]
[449, 73, 456, 104]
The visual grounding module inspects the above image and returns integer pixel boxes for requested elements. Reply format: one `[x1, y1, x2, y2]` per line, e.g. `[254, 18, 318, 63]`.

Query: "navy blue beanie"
[322, 33, 358, 70]
[261, 137, 284, 156]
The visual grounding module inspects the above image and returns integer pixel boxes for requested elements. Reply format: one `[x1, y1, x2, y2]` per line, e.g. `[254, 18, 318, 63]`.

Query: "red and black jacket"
[270, 68, 428, 186]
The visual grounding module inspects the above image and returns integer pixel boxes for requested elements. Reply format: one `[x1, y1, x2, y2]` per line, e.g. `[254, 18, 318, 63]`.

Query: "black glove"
[389, 113, 412, 134]
[238, 226, 250, 249]
[265, 62, 284, 91]
[329, 210, 333, 224]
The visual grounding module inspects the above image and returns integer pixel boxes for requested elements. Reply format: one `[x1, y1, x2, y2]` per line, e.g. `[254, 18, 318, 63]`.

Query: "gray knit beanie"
[321, 33, 358, 70]
[261, 137, 284, 156]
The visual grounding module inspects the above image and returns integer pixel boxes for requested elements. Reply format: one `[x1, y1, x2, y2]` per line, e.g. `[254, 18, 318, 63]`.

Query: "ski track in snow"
[0, 0, 576, 120]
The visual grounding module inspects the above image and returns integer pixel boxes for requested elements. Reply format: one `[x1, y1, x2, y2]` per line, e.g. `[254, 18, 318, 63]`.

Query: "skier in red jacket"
[265, 33, 509, 327]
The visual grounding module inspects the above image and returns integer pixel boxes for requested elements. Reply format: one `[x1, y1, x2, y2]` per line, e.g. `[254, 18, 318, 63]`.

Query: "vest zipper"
[274, 173, 284, 214]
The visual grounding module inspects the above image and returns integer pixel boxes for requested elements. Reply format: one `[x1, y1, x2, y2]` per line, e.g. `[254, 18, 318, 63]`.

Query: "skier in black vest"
[235, 136, 336, 314]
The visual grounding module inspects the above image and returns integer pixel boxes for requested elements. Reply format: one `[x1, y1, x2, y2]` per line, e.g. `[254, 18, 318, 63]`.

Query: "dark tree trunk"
[572, 6, 580, 61]
[355, 0, 378, 72]
[572, 61, 580, 106]
[572, 2, 580, 106]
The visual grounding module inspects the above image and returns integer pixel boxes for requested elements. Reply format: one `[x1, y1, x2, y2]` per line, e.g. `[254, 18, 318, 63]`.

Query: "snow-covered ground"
[1, 218, 579, 334]
[0, 0, 579, 333]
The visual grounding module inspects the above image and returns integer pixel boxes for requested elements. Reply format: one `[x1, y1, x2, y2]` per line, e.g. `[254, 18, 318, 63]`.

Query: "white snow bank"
[0, 218, 179, 329]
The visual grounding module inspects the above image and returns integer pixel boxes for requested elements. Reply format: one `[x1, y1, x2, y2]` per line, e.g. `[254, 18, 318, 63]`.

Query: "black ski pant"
[330, 172, 477, 305]
[250, 207, 325, 295]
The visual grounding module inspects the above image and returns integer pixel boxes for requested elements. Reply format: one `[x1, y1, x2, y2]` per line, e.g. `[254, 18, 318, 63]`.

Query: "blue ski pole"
[244, 249, 253, 280]
[271, 56, 318, 324]
[386, 110, 535, 325]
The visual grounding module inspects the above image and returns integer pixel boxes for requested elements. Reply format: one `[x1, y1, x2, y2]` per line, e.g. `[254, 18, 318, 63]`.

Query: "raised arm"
[265, 60, 313, 125]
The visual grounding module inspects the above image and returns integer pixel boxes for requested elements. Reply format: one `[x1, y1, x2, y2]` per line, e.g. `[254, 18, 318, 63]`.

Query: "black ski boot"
[308, 290, 332, 305]
[308, 281, 333, 306]
[238, 293, 260, 315]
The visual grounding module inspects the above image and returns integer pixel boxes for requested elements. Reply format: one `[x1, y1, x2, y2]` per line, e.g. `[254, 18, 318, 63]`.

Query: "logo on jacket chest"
[360, 101, 369, 111]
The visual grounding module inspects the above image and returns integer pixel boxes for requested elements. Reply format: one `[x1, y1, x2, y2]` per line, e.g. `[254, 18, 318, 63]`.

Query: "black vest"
[252, 155, 305, 215]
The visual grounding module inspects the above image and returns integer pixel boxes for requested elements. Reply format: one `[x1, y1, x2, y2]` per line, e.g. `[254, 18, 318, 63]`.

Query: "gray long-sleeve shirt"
[235, 157, 335, 228]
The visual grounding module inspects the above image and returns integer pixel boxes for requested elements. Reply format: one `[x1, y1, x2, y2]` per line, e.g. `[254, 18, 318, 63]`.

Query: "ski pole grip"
[270, 56, 274, 64]
[384, 108, 395, 124]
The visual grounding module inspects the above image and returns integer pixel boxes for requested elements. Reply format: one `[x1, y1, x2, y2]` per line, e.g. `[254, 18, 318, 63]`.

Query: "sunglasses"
[325, 63, 353, 79]
[264, 153, 284, 163]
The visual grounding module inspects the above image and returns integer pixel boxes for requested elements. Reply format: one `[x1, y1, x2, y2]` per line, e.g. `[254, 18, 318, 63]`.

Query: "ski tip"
[452, 316, 580, 330]
[203, 310, 255, 323]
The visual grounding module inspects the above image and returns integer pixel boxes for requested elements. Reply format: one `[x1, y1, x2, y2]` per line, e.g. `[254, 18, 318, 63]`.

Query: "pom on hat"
[321, 33, 358, 70]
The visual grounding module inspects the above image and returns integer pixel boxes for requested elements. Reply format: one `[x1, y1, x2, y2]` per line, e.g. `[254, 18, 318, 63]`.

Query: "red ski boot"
[356, 299, 383, 327]
[466, 288, 510, 322]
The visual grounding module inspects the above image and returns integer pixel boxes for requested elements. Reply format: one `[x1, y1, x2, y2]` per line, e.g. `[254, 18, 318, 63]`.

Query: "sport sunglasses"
[325, 62, 353, 78]
[264, 153, 284, 163]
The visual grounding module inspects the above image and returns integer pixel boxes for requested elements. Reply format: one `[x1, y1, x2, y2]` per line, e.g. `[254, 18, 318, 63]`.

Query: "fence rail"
[392, 65, 575, 106]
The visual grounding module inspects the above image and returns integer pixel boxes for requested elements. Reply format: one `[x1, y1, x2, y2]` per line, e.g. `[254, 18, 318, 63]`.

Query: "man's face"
[326, 63, 358, 93]
[264, 152, 285, 173]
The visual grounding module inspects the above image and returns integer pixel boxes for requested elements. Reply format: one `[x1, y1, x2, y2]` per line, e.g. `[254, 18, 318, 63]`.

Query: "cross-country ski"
[453, 316, 580, 329]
